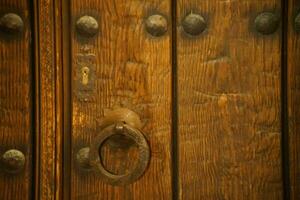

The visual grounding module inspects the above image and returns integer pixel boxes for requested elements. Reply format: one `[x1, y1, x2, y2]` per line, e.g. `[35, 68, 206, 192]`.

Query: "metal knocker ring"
[89, 122, 150, 186]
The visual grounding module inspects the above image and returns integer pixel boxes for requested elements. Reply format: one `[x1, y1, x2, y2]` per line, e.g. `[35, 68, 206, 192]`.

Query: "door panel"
[69, 0, 172, 199]
[0, 1, 33, 200]
[288, 0, 300, 199]
[176, 0, 283, 199]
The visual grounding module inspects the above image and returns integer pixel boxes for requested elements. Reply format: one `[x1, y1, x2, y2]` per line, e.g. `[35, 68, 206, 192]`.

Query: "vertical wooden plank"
[0, 1, 33, 200]
[69, 0, 172, 199]
[37, 0, 56, 197]
[177, 0, 283, 199]
[288, 1, 300, 199]
[54, 0, 63, 199]
[36, 0, 63, 199]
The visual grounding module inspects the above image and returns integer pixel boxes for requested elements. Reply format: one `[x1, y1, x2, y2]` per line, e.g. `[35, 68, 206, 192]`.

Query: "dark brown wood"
[62, 0, 72, 199]
[288, 1, 300, 199]
[176, 0, 283, 199]
[69, 0, 172, 199]
[0, 1, 33, 200]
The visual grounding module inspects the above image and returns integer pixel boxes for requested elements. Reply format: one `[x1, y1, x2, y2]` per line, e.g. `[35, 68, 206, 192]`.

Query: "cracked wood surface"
[69, 0, 172, 199]
[0, 1, 33, 200]
[177, 0, 283, 199]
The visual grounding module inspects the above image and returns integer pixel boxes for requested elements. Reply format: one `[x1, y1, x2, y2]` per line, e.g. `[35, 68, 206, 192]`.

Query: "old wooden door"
[0, 0, 300, 199]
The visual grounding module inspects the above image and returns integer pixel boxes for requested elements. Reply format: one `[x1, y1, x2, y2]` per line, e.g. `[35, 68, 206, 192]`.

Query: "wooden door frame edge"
[33, 0, 64, 199]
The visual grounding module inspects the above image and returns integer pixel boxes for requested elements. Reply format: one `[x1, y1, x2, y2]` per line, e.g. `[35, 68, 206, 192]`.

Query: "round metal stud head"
[76, 147, 92, 170]
[145, 14, 168, 37]
[0, 13, 24, 33]
[294, 13, 300, 32]
[1, 149, 25, 173]
[182, 13, 207, 36]
[254, 12, 280, 35]
[76, 15, 99, 37]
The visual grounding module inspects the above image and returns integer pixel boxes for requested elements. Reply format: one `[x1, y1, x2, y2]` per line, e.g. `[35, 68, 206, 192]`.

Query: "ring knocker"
[89, 108, 150, 186]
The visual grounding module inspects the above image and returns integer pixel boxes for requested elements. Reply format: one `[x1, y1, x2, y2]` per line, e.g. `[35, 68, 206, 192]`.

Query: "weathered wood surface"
[176, 0, 283, 199]
[69, 0, 172, 199]
[288, 1, 300, 199]
[0, 1, 33, 199]
[35, 0, 64, 199]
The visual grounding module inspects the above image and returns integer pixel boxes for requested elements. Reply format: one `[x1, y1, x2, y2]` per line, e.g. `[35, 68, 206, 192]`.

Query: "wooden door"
[66, 0, 173, 199]
[1, 0, 300, 199]
[176, 0, 283, 199]
[0, 1, 34, 200]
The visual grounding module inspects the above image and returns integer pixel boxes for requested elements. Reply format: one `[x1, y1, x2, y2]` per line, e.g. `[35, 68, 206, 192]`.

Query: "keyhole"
[81, 66, 90, 85]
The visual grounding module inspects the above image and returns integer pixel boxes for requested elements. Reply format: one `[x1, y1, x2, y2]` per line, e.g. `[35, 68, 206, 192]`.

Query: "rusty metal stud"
[145, 14, 168, 37]
[76, 15, 99, 37]
[254, 12, 280, 35]
[76, 147, 92, 170]
[182, 13, 207, 36]
[295, 13, 300, 32]
[0, 13, 24, 34]
[1, 149, 25, 173]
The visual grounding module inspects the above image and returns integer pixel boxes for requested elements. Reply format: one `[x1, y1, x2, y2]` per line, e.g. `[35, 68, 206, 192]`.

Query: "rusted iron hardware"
[182, 12, 207, 36]
[254, 12, 280, 35]
[76, 147, 92, 171]
[74, 54, 96, 101]
[145, 14, 168, 37]
[76, 108, 150, 185]
[76, 15, 99, 37]
[295, 12, 300, 32]
[0, 13, 24, 34]
[1, 149, 25, 173]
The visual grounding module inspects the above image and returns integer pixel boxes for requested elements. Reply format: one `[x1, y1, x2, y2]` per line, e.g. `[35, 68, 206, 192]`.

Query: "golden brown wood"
[69, 0, 172, 199]
[288, 1, 300, 199]
[0, 1, 33, 200]
[54, 0, 64, 199]
[177, 0, 283, 199]
[35, 0, 64, 199]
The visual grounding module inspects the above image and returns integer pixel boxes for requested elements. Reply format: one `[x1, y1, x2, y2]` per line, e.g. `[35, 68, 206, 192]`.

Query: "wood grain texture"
[70, 0, 172, 199]
[288, 1, 300, 199]
[0, 1, 33, 200]
[177, 0, 283, 199]
[36, 0, 63, 199]
[54, 0, 63, 199]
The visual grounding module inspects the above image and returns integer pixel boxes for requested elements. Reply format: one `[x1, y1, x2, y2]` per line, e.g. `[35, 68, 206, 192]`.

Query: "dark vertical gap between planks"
[33, 0, 41, 199]
[62, 0, 71, 198]
[281, 0, 291, 199]
[171, 0, 179, 199]
[31, 0, 39, 198]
